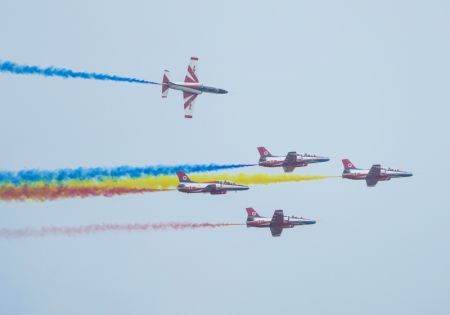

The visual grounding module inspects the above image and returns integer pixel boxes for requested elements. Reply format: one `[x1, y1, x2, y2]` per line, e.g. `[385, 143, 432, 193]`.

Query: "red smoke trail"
[0, 223, 242, 238]
[0, 186, 170, 201]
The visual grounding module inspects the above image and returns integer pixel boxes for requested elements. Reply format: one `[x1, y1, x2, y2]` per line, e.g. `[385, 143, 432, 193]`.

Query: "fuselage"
[246, 216, 316, 228]
[342, 168, 413, 181]
[168, 82, 228, 95]
[259, 154, 330, 168]
[177, 180, 249, 194]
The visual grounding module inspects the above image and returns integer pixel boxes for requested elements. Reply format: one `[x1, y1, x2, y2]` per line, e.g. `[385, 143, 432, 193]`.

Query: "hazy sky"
[1, 1, 449, 314]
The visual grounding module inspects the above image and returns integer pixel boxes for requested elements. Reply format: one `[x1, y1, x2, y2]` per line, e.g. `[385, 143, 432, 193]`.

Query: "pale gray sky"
[1, 1, 449, 314]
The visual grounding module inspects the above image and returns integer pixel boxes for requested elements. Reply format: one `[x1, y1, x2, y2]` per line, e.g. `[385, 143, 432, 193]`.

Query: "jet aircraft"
[176, 171, 249, 194]
[342, 159, 413, 187]
[162, 57, 228, 118]
[246, 207, 316, 237]
[257, 146, 330, 172]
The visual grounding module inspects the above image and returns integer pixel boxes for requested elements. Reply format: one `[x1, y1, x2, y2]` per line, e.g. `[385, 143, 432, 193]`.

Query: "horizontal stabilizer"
[162, 70, 170, 98]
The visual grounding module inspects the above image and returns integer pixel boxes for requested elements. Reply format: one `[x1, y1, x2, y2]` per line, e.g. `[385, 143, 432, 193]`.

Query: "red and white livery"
[176, 171, 249, 195]
[257, 146, 330, 172]
[162, 57, 228, 119]
[342, 159, 413, 187]
[246, 207, 316, 237]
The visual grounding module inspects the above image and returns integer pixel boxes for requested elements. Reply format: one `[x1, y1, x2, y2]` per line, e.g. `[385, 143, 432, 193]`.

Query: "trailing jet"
[162, 57, 228, 118]
[257, 146, 330, 172]
[176, 171, 249, 195]
[342, 159, 413, 187]
[246, 207, 316, 237]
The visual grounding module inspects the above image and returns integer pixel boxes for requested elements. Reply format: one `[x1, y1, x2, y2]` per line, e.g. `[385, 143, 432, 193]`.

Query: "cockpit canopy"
[218, 180, 235, 185]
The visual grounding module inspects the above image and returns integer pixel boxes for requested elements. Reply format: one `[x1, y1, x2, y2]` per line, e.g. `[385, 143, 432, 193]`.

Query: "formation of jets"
[162, 57, 413, 237]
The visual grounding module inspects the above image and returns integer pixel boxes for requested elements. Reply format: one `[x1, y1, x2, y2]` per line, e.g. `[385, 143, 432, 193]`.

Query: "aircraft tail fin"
[246, 207, 262, 218]
[176, 171, 192, 183]
[342, 159, 357, 170]
[257, 147, 273, 160]
[162, 70, 170, 98]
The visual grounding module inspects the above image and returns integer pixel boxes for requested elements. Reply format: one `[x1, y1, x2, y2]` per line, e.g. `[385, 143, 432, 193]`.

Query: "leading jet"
[162, 57, 228, 118]
[257, 146, 330, 172]
[342, 159, 413, 187]
[176, 171, 249, 195]
[246, 207, 316, 237]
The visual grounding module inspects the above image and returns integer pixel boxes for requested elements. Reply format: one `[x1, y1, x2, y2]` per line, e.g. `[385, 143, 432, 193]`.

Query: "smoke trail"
[73, 172, 334, 190]
[0, 173, 333, 201]
[190, 173, 336, 186]
[0, 185, 170, 201]
[0, 163, 256, 185]
[0, 60, 158, 85]
[0, 223, 242, 238]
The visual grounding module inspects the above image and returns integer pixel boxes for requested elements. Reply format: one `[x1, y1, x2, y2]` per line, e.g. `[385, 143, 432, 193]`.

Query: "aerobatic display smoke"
[0, 60, 159, 85]
[0, 173, 333, 201]
[0, 163, 256, 185]
[0, 222, 242, 238]
[0, 186, 170, 201]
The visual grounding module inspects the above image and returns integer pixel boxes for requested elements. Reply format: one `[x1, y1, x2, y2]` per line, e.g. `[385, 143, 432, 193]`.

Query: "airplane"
[257, 146, 330, 172]
[246, 207, 316, 237]
[161, 57, 228, 118]
[176, 171, 249, 195]
[342, 159, 413, 187]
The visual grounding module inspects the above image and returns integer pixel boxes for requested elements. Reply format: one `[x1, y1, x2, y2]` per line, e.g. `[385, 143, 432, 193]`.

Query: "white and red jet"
[246, 207, 316, 237]
[257, 146, 330, 172]
[176, 171, 249, 195]
[162, 57, 228, 118]
[342, 159, 413, 187]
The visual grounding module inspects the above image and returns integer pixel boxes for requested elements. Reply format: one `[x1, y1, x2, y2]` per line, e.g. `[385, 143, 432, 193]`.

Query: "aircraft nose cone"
[220, 89, 228, 94]
[307, 220, 317, 225]
[404, 172, 413, 177]
[241, 185, 250, 190]
[320, 157, 330, 162]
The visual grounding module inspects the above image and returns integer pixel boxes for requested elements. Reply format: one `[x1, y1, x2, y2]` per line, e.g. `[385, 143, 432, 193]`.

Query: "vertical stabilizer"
[257, 147, 273, 161]
[246, 207, 262, 218]
[176, 171, 192, 183]
[342, 159, 357, 170]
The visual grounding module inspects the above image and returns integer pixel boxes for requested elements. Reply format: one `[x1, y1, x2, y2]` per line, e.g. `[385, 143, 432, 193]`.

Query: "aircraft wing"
[271, 210, 284, 225]
[270, 226, 283, 237]
[203, 184, 216, 192]
[183, 92, 198, 119]
[282, 152, 297, 172]
[366, 164, 381, 187]
[185, 57, 199, 83]
[283, 165, 295, 172]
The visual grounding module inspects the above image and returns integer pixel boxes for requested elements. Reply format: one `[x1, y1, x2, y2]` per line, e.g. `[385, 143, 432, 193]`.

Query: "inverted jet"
[257, 146, 330, 172]
[246, 207, 316, 237]
[342, 159, 413, 187]
[162, 57, 228, 118]
[176, 171, 249, 195]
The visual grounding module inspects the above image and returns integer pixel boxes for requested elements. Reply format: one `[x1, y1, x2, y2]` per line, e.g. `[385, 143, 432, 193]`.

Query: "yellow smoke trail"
[5, 173, 334, 190]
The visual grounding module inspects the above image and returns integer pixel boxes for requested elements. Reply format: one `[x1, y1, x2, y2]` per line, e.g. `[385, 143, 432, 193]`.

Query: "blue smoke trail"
[0, 60, 159, 85]
[0, 164, 256, 185]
